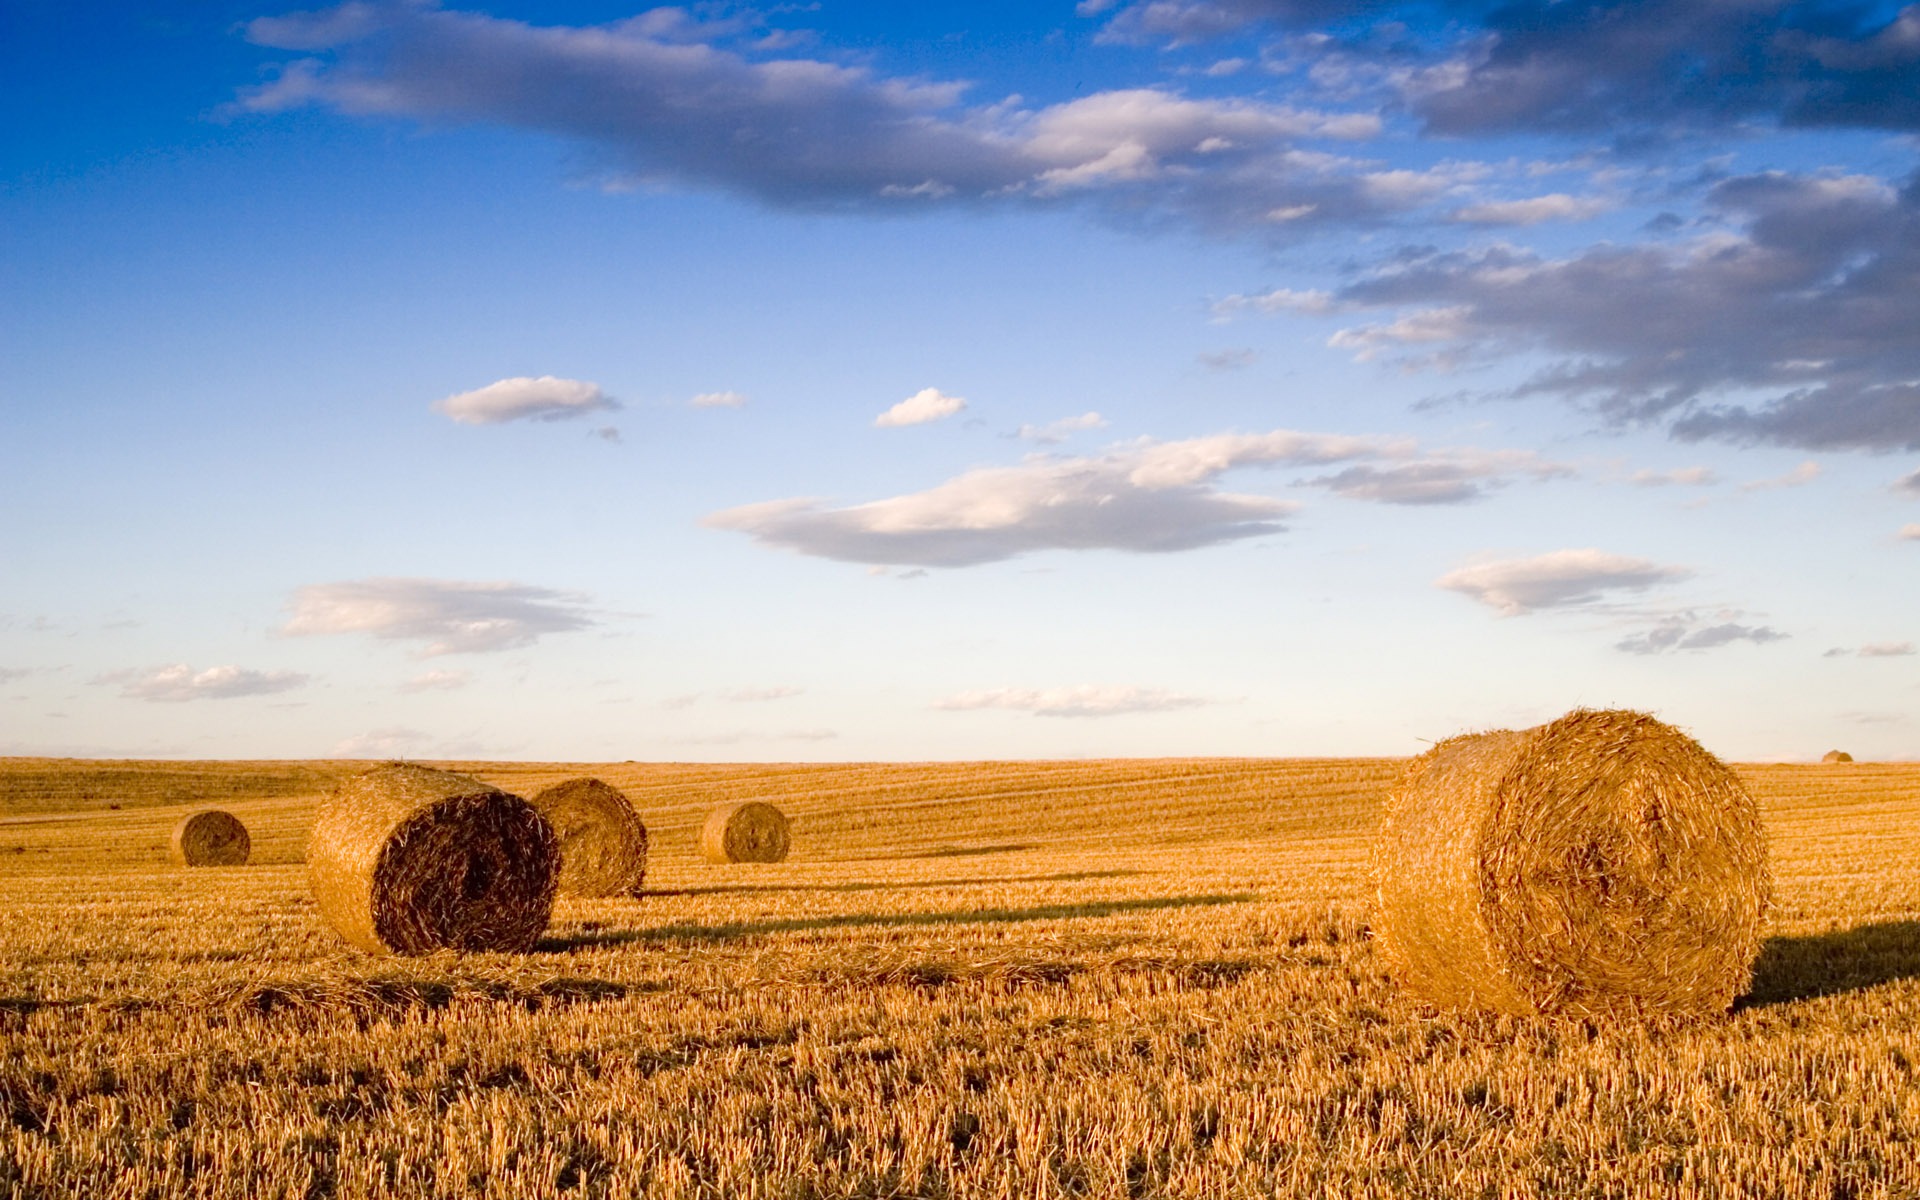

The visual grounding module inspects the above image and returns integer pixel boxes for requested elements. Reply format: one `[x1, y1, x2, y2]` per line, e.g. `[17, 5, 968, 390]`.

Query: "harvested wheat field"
[3, 754, 1920, 1199]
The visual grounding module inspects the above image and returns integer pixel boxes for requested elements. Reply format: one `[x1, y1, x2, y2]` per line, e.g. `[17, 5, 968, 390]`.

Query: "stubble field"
[2, 755, 1918, 1199]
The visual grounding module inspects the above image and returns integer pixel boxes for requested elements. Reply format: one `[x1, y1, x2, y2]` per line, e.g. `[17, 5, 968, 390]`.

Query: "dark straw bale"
[699, 801, 791, 864]
[1373, 708, 1771, 1018]
[308, 763, 558, 955]
[527, 777, 649, 896]
[170, 810, 250, 867]
[1822, 749, 1854, 763]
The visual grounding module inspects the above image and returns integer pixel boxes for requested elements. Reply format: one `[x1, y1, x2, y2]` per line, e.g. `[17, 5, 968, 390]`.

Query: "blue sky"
[2, 0, 1917, 761]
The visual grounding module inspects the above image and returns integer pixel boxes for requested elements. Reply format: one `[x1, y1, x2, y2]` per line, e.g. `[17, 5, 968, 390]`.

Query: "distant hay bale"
[169, 810, 250, 867]
[1373, 708, 1771, 1018]
[700, 801, 791, 864]
[526, 778, 648, 896]
[1821, 749, 1854, 764]
[307, 763, 559, 955]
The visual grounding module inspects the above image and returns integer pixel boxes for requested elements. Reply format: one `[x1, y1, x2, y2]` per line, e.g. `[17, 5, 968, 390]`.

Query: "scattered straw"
[1373, 708, 1771, 1018]
[527, 778, 648, 896]
[307, 763, 559, 955]
[699, 801, 791, 864]
[169, 810, 250, 867]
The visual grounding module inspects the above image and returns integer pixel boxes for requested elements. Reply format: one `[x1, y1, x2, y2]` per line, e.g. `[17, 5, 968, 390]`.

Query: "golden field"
[2, 755, 1918, 1199]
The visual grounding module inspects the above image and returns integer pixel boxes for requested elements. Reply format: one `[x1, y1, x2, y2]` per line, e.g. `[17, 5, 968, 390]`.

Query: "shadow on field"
[539, 892, 1258, 951]
[913, 843, 1037, 858]
[642, 869, 1139, 899]
[1740, 920, 1920, 1007]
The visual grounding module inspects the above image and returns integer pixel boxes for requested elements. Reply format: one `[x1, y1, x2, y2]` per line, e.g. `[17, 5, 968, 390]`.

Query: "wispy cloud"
[1438, 549, 1693, 616]
[1450, 193, 1609, 226]
[692, 390, 748, 409]
[1630, 466, 1718, 487]
[1740, 461, 1822, 491]
[282, 578, 596, 656]
[708, 428, 1567, 567]
[332, 726, 433, 758]
[722, 686, 804, 703]
[399, 669, 470, 693]
[876, 388, 967, 428]
[95, 664, 310, 703]
[934, 684, 1212, 717]
[1015, 412, 1109, 444]
[1860, 641, 1916, 658]
[1899, 524, 1920, 541]
[433, 375, 616, 424]
[1615, 617, 1788, 655]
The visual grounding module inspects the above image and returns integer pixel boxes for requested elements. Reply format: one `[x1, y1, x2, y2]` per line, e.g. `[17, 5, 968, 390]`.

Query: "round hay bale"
[699, 801, 791, 864]
[1821, 749, 1854, 764]
[169, 810, 250, 867]
[1373, 708, 1771, 1018]
[527, 777, 648, 896]
[307, 763, 559, 955]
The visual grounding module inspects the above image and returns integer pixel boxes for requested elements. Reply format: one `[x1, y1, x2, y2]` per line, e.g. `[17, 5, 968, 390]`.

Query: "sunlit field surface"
[3, 757, 1918, 1199]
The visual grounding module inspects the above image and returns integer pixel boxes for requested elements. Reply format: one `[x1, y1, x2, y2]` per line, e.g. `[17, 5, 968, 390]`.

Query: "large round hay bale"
[1821, 749, 1854, 764]
[308, 763, 559, 955]
[170, 810, 250, 867]
[527, 778, 648, 896]
[1373, 708, 1771, 1018]
[700, 801, 791, 864]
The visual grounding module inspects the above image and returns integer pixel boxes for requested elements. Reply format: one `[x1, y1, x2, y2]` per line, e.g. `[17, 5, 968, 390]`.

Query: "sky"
[2, 0, 1917, 763]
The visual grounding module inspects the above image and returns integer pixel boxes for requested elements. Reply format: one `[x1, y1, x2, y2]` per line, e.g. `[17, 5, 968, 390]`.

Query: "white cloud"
[1016, 412, 1109, 444]
[1450, 193, 1610, 225]
[399, 669, 470, 693]
[1894, 468, 1920, 496]
[1740, 460, 1822, 491]
[0, 667, 32, 684]
[281, 578, 596, 656]
[1437, 549, 1693, 616]
[934, 684, 1212, 717]
[1899, 523, 1920, 541]
[875, 387, 967, 428]
[433, 376, 616, 424]
[332, 727, 433, 758]
[692, 390, 748, 408]
[97, 664, 310, 703]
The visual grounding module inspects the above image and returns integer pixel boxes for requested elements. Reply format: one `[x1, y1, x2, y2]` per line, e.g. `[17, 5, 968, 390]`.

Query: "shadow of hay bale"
[1740, 920, 1920, 1006]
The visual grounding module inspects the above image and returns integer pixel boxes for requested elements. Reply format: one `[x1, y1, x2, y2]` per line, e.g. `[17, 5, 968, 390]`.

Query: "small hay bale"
[700, 801, 791, 864]
[169, 810, 250, 867]
[307, 763, 559, 955]
[1821, 749, 1854, 764]
[1373, 708, 1771, 1018]
[527, 778, 649, 896]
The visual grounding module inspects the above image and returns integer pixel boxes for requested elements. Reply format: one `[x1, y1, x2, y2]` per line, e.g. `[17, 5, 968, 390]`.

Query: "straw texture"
[307, 764, 559, 955]
[1822, 749, 1854, 763]
[699, 801, 791, 864]
[169, 810, 250, 867]
[527, 778, 649, 896]
[1374, 708, 1771, 1018]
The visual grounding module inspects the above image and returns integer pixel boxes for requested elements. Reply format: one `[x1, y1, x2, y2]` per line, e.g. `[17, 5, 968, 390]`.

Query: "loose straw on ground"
[307, 763, 559, 955]
[700, 801, 791, 863]
[170, 810, 250, 867]
[527, 778, 648, 896]
[1373, 708, 1771, 1018]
